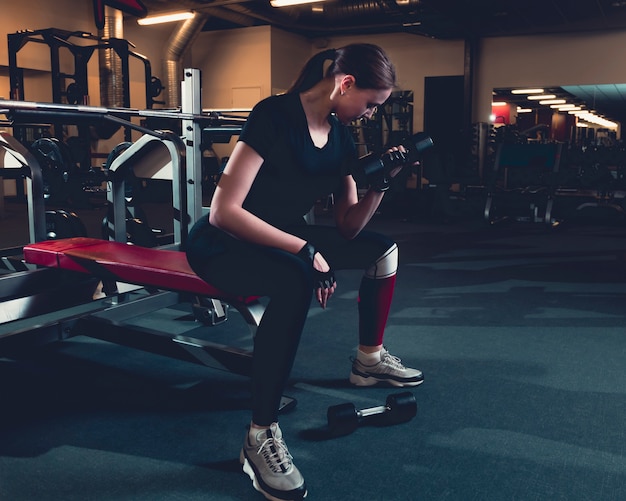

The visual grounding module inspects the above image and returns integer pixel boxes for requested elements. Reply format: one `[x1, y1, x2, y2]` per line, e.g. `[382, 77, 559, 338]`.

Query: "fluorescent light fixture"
[511, 88, 544, 94]
[492, 101, 507, 106]
[575, 112, 618, 128]
[271, 0, 327, 6]
[540, 99, 566, 105]
[528, 94, 556, 100]
[576, 122, 589, 127]
[137, 11, 194, 25]
[517, 108, 533, 113]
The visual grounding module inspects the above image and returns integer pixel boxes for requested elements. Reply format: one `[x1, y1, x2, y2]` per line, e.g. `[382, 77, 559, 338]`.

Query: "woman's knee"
[365, 242, 398, 279]
[354, 231, 398, 278]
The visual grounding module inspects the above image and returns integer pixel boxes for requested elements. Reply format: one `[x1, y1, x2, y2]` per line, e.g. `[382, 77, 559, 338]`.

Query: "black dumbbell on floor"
[327, 391, 417, 437]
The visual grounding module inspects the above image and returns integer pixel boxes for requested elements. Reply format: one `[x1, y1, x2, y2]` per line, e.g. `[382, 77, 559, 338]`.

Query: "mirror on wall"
[491, 84, 626, 146]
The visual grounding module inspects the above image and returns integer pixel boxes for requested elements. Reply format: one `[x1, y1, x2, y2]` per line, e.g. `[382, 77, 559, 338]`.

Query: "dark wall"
[423, 75, 465, 183]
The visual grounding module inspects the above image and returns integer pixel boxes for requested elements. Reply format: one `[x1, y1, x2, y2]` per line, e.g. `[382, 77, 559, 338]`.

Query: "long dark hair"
[287, 43, 397, 94]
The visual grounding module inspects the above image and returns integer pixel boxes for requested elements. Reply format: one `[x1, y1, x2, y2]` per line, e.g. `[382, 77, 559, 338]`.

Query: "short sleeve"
[239, 97, 279, 159]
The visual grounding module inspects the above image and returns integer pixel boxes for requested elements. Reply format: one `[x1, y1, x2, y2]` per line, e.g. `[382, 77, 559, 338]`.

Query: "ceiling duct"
[163, 12, 210, 108]
[98, 6, 125, 108]
[221, 0, 423, 36]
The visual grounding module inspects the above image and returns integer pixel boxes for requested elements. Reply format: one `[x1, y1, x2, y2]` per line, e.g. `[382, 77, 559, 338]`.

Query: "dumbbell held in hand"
[327, 391, 417, 437]
[353, 132, 433, 183]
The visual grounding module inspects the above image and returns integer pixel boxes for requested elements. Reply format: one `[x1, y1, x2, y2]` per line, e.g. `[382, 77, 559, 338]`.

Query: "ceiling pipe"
[163, 12, 210, 108]
[197, 6, 258, 27]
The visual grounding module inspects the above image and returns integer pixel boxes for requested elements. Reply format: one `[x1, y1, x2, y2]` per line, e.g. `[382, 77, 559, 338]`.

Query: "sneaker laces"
[256, 431, 294, 474]
[380, 349, 406, 370]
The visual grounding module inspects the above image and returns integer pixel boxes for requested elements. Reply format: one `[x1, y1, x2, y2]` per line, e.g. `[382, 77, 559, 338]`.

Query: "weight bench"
[22, 237, 297, 410]
[22, 237, 270, 383]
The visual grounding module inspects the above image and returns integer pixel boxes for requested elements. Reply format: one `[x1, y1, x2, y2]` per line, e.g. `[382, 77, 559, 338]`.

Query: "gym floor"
[1, 192, 626, 500]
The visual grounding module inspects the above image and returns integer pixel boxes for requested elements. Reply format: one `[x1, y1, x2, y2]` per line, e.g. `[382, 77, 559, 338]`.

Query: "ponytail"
[287, 48, 337, 94]
[286, 44, 396, 94]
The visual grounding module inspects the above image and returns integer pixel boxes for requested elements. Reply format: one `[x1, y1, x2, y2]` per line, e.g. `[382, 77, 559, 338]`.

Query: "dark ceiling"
[139, 0, 626, 123]
[140, 0, 626, 40]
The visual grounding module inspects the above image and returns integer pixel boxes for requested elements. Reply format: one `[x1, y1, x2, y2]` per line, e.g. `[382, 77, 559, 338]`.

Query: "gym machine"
[0, 69, 297, 407]
[483, 142, 564, 227]
[7, 28, 165, 203]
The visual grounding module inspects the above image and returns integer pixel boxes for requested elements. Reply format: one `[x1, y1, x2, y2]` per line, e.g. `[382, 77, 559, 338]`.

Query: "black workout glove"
[296, 242, 336, 290]
[370, 150, 408, 193]
[370, 171, 391, 192]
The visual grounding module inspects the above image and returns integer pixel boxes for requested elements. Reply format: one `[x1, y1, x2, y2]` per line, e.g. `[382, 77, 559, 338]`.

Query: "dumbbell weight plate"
[327, 402, 359, 437]
[45, 210, 88, 239]
[385, 391, 417, 425]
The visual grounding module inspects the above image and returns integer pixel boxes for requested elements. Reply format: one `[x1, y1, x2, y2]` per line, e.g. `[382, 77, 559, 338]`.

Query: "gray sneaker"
[240, 422, 307, 501]
[349, 347, 424, 387]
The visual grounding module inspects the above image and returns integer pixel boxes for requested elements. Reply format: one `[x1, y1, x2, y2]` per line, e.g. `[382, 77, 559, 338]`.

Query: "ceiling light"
[517, 108, 533, 113]
[540, 99, 566, 105]
[511, 88, 544, 94]
[137, 11, 194, 25]
[492, 101, 507, 106]
[270, 0, 327, 7]
[528, 94, 556, 100]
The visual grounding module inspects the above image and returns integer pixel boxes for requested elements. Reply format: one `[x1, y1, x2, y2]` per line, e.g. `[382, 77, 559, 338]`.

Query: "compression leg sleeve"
[358, 243, 398, 346]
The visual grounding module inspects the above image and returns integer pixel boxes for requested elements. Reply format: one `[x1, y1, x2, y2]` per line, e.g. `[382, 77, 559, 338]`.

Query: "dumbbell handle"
[356, 405, 388, 418]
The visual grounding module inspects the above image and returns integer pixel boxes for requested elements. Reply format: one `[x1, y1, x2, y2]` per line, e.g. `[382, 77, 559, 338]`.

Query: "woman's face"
[335, 85, 392, 125]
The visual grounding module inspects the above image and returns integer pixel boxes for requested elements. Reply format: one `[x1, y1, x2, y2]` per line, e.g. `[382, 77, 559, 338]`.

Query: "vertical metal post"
[463, 37, 476, 169]
[181, 68, 203, 240]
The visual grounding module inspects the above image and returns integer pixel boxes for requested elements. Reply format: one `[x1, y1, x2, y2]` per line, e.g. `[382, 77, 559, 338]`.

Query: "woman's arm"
[334, 145, 413, 239]
[210, 140, 336, 307]
[209, 141, 307, 254]
[333, 175, 386, 240]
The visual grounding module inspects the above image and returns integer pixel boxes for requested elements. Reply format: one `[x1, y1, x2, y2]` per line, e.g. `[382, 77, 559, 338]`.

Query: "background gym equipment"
[327, 391, 417, 437]
[7, 27, 163, 205]
[483, 142, 564, 227]
[45, 209, 88, 240]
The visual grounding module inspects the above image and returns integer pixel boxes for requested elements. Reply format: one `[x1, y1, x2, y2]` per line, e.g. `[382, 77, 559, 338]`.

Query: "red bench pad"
[23, 237, 256, 304]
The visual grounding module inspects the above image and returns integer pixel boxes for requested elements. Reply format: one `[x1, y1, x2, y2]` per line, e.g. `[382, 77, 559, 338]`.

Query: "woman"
[186, 43, 423, 501]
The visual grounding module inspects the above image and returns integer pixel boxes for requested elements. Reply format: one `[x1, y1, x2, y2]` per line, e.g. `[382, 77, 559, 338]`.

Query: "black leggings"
[186, 217, 396, 425]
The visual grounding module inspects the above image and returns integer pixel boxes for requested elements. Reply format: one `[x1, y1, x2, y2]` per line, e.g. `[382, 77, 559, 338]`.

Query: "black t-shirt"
[238, 92, 356, 229]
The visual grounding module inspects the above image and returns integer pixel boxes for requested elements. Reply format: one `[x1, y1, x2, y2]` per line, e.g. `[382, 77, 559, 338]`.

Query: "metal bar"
[0, 99, 247, 124]
[182, 68, 203, 238]
[84, 290, 182, 323]
[72, 314, 253, 376]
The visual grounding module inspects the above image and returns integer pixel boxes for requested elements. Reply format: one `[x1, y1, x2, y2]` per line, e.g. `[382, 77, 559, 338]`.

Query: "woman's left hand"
[312, 252, 336, 309]
[385, 145, 418, 178]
